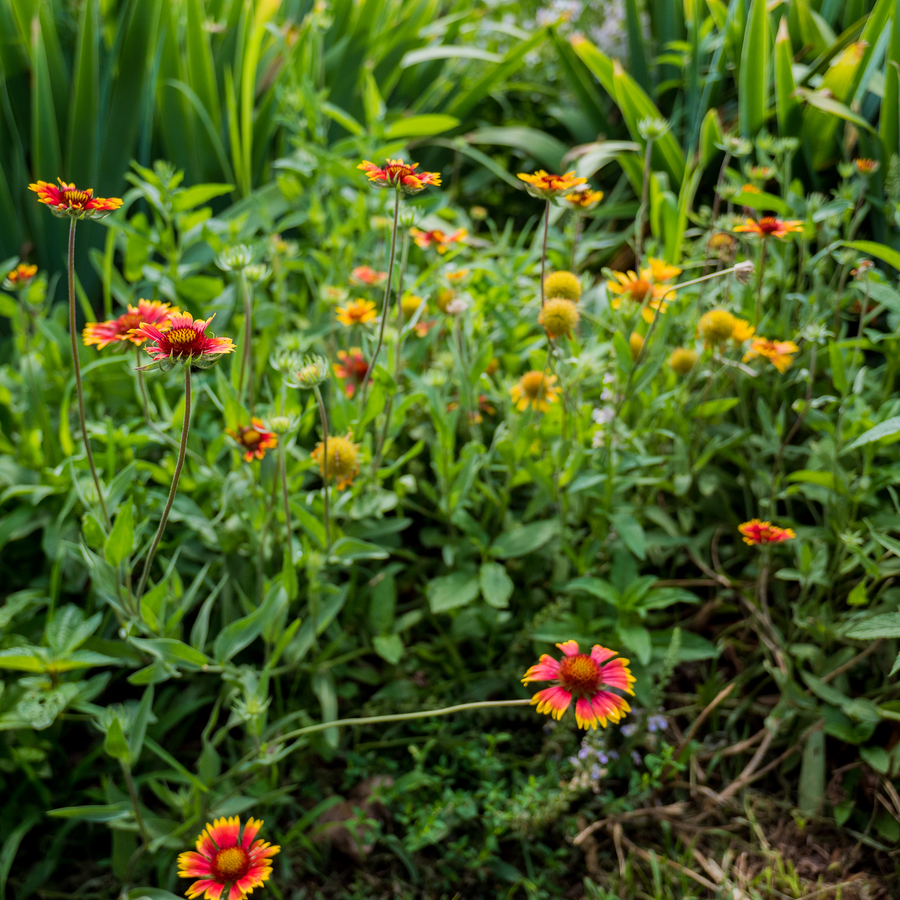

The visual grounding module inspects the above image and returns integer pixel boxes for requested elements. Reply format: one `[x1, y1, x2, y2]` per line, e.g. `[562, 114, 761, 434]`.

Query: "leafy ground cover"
[3, 1, 900, 898]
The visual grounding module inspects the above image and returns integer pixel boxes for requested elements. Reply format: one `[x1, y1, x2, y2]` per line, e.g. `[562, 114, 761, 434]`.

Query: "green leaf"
[860, 745, 891, 774]
[171, 183, 235, 212]
[829, 342, 847, 394]
[689, 398, 740, 418]
[490, 520, 558, 558]
[774, 16, 802, 137]
[612, 331, 634, 375]
[105, 503, 134, 568]
[616, 623, 652, 665]
[213, 588, 284, 663]
[372, 634, 404, 664]
[467, 126, 568, 172]
[785, 470, 844, 493]
[130, 638, 209, 669]
[609, 512, 646, 560]
[732, 191, 790, 215]
[427, 572, 481, 614]
[842, 240, 900, 273]
[843, 416, 900, 452]
[385, 114, 460, 139]
[846, 613, 900, 640]
[282, 546, 298, 601]
[847, 582, 869, 606]
[127, 684, 154, 765]
[798, 729, 825, 816]
[104, 716, 130, 762]
[369, 573, 396, 634]
[0, 812, 40, 900]
[48, 804, 132, 822]
[479, 562, 514, 609]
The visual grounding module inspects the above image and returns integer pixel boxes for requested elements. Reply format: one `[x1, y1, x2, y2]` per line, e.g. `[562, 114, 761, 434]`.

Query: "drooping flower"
[311, 434, 360, 490]
[409, 227, 467, 253]
[350, 266, 387, 286]
[29, 178, 123, 219]
[607, 270, 672, 322]
[538, 297, 580, 338]
[517, 170, 587, 201]
[522, 640, 635, 730]
[698, 309, 736, 346]
[739, 519, 796, 545]
[734, 217, 803, 239]
[177, 816, 279, 900]
[358, 159, 441, 194]
[336, 299, 377, 327]
[333, 348, 370, 397]
[744, 337, 798, 373]
[731, 318, 755, 343]
[668, 347, 698, 375]
[83, 300, 177, 350]
[509, 370, 561, 412]
[227, 419, 278, 462]
[135, 312, 235, 370]
[544, 270, 582, 302]
[3, 263, 38, 290]
[566, 187, 604, 210]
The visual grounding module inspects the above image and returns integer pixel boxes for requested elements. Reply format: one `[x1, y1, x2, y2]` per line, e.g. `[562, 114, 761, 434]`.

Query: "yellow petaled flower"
[435, 289, 455, 313]
[647, 258, 682, 282]
[607, 271, 671, 322]
[698, 309, 736, 346]
[538, 297, 580, 338]
[566, 187, 604, 210]
[3, 263, 38, 291]
[83, 299, 178, 350]
[855, 158, 879, 175]
[336, 299, 377, 326]
[668, 347, 698, 375]
[544, 270, 581, 302]
[734, 217, 803, 239]
[227, 418, 278, 462]
[509, 370, 561, 412]
[517, 170, 587, 200]
[401, 295, 425, 319]
[629, 332, 644, 359]
[311, 434, 360, 490]
[446, 269, 470, 283]
[29, 178, 122, 219]
[740, 184, 761, 194]
[744, 338, 799, 373]
[357, 159, 441, 194]
[731, 318, 755, 343]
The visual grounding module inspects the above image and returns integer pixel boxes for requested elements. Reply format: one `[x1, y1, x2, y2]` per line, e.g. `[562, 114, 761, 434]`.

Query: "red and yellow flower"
[333, 348, 370, 397]
[358, 159, 441, 194]
[739, 519, 796, 545]
[743, 337, 798, 373]
[29, 178, 123, 219]
[83, 300, 177, 350]
[350, 266, 387, 286]
[135, 312, 235, 369]
[523, 640, 635, 730]
[3, 263, 37, 290]
[177, 816, 279, 900]
[227, 419, 278, 462]
[509, 370, 561, 412]
[566, 187, 604, 210]
[336, 299, 377, 327]
[517, 170, 587, 201]
[409, 227, 467, 253]
[854, 158, 879, 176]
[734, 217, 803, 239]
[607, 269, 674, 322]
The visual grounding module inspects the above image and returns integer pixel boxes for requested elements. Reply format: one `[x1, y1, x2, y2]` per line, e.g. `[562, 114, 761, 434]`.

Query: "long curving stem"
[69, 218, 110, 528]
[135, 365, 193, 616]
[313, 384, 331, 556]
[540, 200, 550, 307]
[239, 272, 254, 411]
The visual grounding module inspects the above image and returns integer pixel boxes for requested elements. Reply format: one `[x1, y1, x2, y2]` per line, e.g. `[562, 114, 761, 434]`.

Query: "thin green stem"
[540, 200, 551, 307]
[121, 762, 150, 845]
[754, 240, 767, 329]
[635, 138, 654, 268]
[239, 272, 254, 411]
[135, 365, 193, 615]
[313, 384, 331, 556]
[570, 212, 582, 272]
[280, 439, 292, 550]
[68, 218, 110, 528]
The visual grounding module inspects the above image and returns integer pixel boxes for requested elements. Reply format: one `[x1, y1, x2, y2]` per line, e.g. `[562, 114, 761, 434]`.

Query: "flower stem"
[68, 218, 110, 529]
[540, 200, 551, 308]
[239, 272, 254, 411]
[121, 762, 150, 846]
[313, 384, 331, 556]
[570, 212, 582, 272]
[755, 240, 767, 329]
[635, 138, 654, 268]
[358, 186, 401, 423]
[135, 365, 193, 616]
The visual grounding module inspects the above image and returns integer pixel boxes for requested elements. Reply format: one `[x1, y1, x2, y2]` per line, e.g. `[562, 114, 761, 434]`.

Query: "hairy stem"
[313, 384, 331, 556]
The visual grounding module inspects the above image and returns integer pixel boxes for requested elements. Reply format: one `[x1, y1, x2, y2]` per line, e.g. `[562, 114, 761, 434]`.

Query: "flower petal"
[531, 685, 572, 720]
[208, 816, 241, 850]
[178, 851, 215, 877]
[521, 654, 560, 684]
[590, 645, 617, 667]
[556, 640, 580, 657]
[186, 880, 224, 900]
[575, 697, 600, 730]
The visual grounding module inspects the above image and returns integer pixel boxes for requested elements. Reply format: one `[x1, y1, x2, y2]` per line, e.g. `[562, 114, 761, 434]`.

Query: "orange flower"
[83, 300, 177, 350]
[336, 299, 377, 326]
[607, 270, 673, 322]
[3, 263, 38, 291]
[647, 258, 682, 282]
[731, 318, 755, 343]
[743, 337, 798, 373]
[409, 227, 467, 253]
[739, 519, 796, 545]
[350, 266, 386, 286]
[134, 312, 235, 370]
[854, 158, 879, 176]
[517, 170, 587, 200]
[333, 347, 370, 397]
[509, 371, 560, 412]
[29, 178, 122, 219]
[357, 159, 441, 194]
[734, 217, 803, 239]
[566, 188, 604, 210]
[227, 418, 278, 462]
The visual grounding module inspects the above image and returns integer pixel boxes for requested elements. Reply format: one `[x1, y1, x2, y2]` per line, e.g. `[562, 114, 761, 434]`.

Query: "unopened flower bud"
[216, 244, 254, 271]
[638, 116, 670, 142]
[244, 263, 270, 284]
[734, 260, 755, 285]
[293, 355, 329, 388]
[270, 415, 294, 435]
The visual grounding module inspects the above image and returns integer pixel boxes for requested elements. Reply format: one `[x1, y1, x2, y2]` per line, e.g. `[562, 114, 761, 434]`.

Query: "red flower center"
[384, 164, 414, 181]
[62, 188, 92, 207]
[214, 846, 250, 881]
[116, 312, 142, 333]
[557, 654, 602, 696]
[168, 327, 198, 346]
[242, 429, 261, 446]
[756, 218, 779, 235]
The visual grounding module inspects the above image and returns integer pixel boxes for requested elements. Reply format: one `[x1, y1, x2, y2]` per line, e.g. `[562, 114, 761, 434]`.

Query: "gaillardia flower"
[409, 227, 467, 253]
[227, 419, 277, 462]
[544, 270, 581, 302]
[731, 318, 755, 343]
[29, 178, 122, 219]
[401, 295, 425, 319]
[744, 337, 798, 373]
[312, 434, 360, 491]
[83, 300, 177, 350]
[538, 297, 580, 338]
[739, 519, 796, 545]
[333, 348, 370, 397]
[336, 299, 377, 327]
[517, 170, 587, 201]
[135, 312, 235, 370]
[647, 258, 682, 282]
[734, 217, 803, 239]
[178, 815, 279, 900]
[567, 187, 604, 210]
[358, 159, 441, 194]
[522, 640, 635, 730]
[3, 263, 37, 290]
[509, 370, 561, 412]
[350, 266, 387, 286]
[698, 309, 736, 346]
[607, 270, 671, 322]
[854, 158, 879, 176]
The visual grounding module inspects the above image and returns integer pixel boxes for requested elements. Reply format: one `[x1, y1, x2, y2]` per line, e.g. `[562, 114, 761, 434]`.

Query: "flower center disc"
[757, 218, 778, 235]
[118, 313, 142, 332]
[629, 280, 650, 301]
[522, 373, 545, 398]
[168, 328, 196, 346]
[558, 654, 602, 696]
[214, 846, 249, 881]
[63, 189, 91, 207]
[243, 429, 261, 445]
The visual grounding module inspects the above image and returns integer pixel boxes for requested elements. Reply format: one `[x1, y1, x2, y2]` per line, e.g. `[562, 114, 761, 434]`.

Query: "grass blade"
[739, 0, 770, 137]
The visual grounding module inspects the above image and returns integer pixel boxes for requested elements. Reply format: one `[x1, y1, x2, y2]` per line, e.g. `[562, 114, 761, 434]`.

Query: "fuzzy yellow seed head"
[629, 332, 644, 359]
[538, 297, 580, 338]
[543, 270, 581, 302]
[311, 435, 360, 490]
[698, 309, 736, 344]
[668, 347, 698, 375]
[401, 295, 424, 319]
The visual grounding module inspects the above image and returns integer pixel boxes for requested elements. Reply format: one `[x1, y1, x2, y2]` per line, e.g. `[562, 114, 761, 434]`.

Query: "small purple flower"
[593, 406, 614, 425]
[621, 723, 637, 738]
[631, 751, 642, 766]
[648, 715, 668, 733]
[596, 752, 609, 764]
[590, 764, 602, 780]
[608, 750, 619, 760]
[578, 745, 591, 760]
[568, 756, 580, 766]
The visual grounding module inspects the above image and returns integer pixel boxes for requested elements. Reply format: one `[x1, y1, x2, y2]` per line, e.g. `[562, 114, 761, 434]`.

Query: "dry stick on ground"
[697, 727, 767, 761]
[573, 803, 687, 846]
[715, 729, 777, 803]
[616, 828, 719, 891]
[679, 682, 736, 750]
[820, 639, 883, 683]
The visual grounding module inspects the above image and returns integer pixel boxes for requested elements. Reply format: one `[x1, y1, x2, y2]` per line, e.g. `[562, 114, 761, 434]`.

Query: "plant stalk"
[313, 384, 331, 556]
[754, 240, 767, 329]
[540, 199, 551, 307]
[635, 138, 654, 268]
[239, 271, 254, 411]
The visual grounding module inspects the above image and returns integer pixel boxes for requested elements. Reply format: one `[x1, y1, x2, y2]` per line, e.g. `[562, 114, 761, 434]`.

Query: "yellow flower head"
[668, 347, 698, 375]
[607, 271, 670, 322]
[435, 288, 455, 313]
[311, 434, 360, 490]
[709, 232, 735, 261]
[567, 188, 604, 210]
[647, 258, 682, 282]
[517, 170, 587, 200]
[698, 309, 736, 346]
[336, 299, 377, 326]
[538, 297, 580, 338]
[401, 295, 425, 319]
[743, 338, 799, 373]
[544, 270, 582, 302]
[509, 370, 561, 412]
[731, 318, 755, 343]
[629, 331, 644, 359]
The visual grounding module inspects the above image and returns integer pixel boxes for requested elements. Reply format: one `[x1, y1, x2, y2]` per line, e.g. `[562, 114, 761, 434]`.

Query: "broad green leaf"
[468, 126, 568, 172]
[171, 183, 234, 212]
[213, 588, 284, 664]
[798, 729, 825, 816]
[785, 470, 844, 493]
[774, 16, 802, 137]
[689, 398, 740, 418]
[130, 639, 208, 669]
[609, 512, 646, 560]
[842, 240, 900, 273]
[616, 623, 652, 665]
[732, 191, 790, 215]
[369, 573, 397, 634]
[860, 745, 891, 774]
[479, 562, 514, 609]
[846, 613, 900, 640]
[427, 572, 480, 613]
[385, 114, 460, 138]
[105, 504, 134, 568]
[843, 416, 900, 452]
[373, 634, 404, 664]
[739, 0, 769, 137]
[490, 520, 558, 558]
